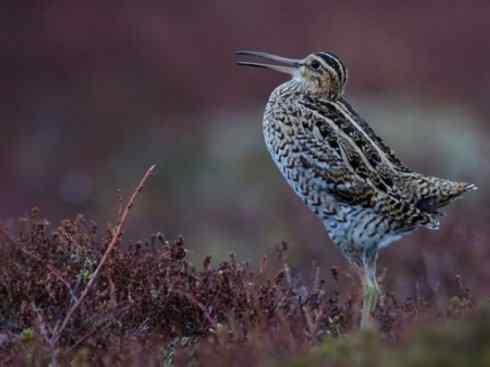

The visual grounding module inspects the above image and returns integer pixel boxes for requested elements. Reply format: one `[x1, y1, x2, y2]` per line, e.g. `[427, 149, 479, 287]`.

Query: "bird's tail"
[414, 176, 477, 213]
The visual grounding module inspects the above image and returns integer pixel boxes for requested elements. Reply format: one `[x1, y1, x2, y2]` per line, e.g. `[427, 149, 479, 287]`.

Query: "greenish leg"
[360, 262, 380, 330]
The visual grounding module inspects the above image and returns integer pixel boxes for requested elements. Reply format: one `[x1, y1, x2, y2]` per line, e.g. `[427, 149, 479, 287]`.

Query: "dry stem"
[49, 164, 157, 347]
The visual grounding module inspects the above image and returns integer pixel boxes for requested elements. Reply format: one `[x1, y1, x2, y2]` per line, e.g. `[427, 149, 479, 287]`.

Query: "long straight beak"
[235, 50, 301, 75]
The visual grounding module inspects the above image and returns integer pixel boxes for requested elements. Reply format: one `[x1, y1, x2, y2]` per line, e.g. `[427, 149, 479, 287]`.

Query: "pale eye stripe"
[314, 57, 343, 96]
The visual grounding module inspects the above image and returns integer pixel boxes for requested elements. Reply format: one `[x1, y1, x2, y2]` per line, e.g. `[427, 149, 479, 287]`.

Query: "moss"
[19, 328, 33, 342]
[291, 306, 490, 367]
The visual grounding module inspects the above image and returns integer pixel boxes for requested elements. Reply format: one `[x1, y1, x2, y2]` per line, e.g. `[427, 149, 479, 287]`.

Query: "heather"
[0, 171, 485, 365]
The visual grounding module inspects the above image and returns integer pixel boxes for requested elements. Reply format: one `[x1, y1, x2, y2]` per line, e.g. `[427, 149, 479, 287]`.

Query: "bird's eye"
[311, 60, 321, 70]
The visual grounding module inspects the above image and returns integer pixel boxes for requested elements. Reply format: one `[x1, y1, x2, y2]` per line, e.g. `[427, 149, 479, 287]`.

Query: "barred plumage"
[236, 50, 477, 328]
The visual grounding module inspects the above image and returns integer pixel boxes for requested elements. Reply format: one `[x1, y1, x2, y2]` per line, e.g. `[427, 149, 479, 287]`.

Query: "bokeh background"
[2, 2, 489, 302]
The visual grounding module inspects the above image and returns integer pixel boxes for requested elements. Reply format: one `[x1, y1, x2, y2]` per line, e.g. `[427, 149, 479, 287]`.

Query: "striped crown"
[301, 52, 348, 100]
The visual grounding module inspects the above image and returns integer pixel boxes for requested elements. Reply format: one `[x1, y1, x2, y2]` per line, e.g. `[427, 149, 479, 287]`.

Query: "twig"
[66, 304, 130, 356]
[47, 265, 79, 304]
[32, 302, 54, 347]
[49, 164, 157, 347]
[172, 289, 217, 329]
[313, 265, 321, 293]
[18, 248, 79, 304]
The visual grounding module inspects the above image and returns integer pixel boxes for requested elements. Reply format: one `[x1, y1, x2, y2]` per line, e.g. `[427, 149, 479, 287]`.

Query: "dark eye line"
[310, 60, 321, 70]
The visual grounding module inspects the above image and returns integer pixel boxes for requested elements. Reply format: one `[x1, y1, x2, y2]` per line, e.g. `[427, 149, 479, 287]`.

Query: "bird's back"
[262, 81, 475, 255]
[334, 98, 477, 212]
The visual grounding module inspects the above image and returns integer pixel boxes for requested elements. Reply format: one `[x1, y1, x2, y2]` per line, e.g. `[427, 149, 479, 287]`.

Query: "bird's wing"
[297, 131, 439, 229]
[294, 127, 378, 207]
[296, 99, 392, 204]
[296, 100, 440, 229]
[336, 98, 411, 173]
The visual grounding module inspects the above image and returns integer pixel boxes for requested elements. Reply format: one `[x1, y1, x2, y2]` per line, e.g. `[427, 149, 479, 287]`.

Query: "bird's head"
[235, 50, 348, 100]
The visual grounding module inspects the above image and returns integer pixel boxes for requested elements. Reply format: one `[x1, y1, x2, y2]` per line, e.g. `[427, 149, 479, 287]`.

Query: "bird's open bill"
[235, 50, 301, 75]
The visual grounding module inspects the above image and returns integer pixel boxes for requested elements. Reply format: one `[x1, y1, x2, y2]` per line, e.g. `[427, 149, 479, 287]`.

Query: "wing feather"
[294, 105, 439, 229]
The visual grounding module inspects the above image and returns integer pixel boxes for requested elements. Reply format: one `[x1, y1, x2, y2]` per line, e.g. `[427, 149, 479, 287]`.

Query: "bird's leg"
[360, 259, 379, 330]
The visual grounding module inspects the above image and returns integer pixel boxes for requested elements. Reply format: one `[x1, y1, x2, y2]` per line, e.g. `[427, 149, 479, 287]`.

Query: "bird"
[235, 50, 477, 329]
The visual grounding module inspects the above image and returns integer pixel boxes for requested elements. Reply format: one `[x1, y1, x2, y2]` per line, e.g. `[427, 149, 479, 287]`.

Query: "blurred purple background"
[2, 2, 489, 301]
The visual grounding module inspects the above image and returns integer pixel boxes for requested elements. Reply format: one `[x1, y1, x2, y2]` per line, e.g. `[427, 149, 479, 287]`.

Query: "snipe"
[235, 50, 477, 329]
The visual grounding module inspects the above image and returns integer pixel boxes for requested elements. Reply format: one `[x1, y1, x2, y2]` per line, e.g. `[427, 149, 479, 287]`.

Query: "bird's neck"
[277, 79, 342, 101]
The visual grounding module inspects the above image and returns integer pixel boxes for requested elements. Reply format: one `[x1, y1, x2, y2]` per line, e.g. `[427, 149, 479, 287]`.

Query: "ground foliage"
[0, 208, 486, 366]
